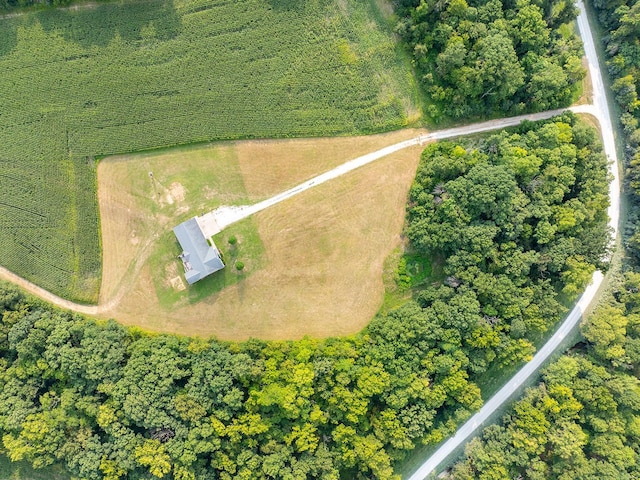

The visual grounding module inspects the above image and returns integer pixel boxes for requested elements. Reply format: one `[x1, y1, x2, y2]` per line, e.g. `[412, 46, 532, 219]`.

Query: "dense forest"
[0, 115, 609, 479]
[446, 0, 640, 478]
[597, 0, 640, 263]
[446, 274, 640, 479]
[395, 0, 584, 120]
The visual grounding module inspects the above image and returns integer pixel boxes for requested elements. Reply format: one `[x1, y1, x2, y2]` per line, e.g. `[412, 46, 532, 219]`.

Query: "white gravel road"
[406, 1, 621, 478]
[203, 108, 573, 235]
[0, 21, 620, 474]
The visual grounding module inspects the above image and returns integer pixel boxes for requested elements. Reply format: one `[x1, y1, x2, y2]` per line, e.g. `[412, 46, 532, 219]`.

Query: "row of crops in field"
[0, 120, 100, 303]
[0, 0, 420, 301]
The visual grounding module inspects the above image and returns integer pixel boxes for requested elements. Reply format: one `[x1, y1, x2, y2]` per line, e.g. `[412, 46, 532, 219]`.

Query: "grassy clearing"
[98, 141, 251, 302]
[0, 454, 69, 480]
[150, 218, 265, 309]
[381, 248, 435, 310]
[97, 129, 426, 339]
[0, 0, 420, 302]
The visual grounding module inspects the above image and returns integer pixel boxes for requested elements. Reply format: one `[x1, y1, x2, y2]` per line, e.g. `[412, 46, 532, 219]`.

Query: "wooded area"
[446, 1, 640, 477]
[0, 0, 622, 477]
[395, 0, 584, 120]
[447, 273, 640, 479]
[0, 116, 609, 479]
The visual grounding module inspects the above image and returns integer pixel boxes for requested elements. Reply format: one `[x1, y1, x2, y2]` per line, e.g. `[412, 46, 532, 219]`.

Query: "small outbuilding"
[173, 217, 225, 284]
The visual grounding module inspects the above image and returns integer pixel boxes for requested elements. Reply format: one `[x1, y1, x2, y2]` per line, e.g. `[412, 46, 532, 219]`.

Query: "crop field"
[0, 0, 420, 302]
[0, 122, 100, 303]
[97, 129, 426, 339]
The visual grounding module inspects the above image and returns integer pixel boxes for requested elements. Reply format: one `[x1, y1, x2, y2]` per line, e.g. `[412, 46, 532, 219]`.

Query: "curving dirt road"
[0, 3, 620, 474]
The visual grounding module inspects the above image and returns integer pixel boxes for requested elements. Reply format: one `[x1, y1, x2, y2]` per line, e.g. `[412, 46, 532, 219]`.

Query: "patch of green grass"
[0, 0, 420, 302]
[143, 143, 251, 212]
[399, 253, 432, 287]
[0, 454, 70, 480]
[151, 217, 265, 308]
[381, 248, 434, 311]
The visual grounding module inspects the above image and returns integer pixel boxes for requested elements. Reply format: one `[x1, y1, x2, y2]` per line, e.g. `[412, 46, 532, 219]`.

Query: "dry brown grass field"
[97, 129, 426, 340]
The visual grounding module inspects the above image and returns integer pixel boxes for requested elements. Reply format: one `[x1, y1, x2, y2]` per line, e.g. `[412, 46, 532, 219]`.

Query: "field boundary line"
[0, 104, 598, 315]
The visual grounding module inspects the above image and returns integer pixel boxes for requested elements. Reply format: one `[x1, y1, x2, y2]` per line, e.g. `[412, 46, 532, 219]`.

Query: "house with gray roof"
[173, 217, 225, 284]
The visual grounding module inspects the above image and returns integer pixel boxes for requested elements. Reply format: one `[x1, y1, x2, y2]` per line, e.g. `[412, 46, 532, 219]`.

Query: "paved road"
[406, 2, 620, 478]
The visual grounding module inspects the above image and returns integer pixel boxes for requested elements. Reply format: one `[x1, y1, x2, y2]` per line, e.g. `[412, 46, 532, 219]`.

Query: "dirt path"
[201, 108, 571, 235]
[0, 104, 601, 316]
[0, 265, 99, 314]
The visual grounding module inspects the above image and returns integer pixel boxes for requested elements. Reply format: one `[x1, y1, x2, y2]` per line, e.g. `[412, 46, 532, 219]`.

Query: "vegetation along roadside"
[445, 0, 640, 478]
[0, 114, 611, 479]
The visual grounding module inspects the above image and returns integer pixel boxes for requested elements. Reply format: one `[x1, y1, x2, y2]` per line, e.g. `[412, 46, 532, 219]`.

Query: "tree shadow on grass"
[0, 20, 17, 58]
[34, 0, 181, 49]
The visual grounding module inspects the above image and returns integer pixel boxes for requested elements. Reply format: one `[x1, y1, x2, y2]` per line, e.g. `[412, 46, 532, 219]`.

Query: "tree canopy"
[395, 0, 585, 120]
[0, 114, 611, 479]
[444, 4, 640, 476]
[447, 272, 640, 480]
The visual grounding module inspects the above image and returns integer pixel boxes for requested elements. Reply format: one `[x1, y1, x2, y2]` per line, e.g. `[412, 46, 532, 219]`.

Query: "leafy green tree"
[395, 0, 584, 119]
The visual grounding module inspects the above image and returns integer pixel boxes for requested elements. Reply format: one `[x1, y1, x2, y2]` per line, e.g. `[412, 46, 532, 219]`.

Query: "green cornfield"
[0, 0, 420, 302]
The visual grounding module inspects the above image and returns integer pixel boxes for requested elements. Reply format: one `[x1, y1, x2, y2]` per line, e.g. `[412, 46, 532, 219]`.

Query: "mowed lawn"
[0, 0, 420, 302]
[98, 130, 426, 339]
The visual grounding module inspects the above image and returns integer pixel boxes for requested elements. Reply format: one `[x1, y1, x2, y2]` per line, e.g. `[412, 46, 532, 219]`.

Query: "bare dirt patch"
[97, 130, 426, 339]
[169, 182, 186, 202]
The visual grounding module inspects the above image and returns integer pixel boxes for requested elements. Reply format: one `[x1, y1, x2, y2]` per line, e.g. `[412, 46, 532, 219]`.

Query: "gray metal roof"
[173, 217, 224, 284]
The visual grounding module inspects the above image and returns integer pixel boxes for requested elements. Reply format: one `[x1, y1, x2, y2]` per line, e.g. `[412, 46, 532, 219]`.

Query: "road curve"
[0, 6, 617, 365]
[0, 105, 606, 319]
[0, 2, 621, 479]
[204, 107, 571, 234]
[405, 1, 621, 478]
[407, 272, 604, 480]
